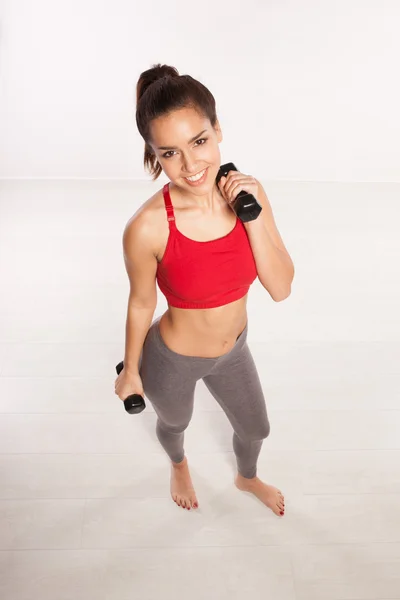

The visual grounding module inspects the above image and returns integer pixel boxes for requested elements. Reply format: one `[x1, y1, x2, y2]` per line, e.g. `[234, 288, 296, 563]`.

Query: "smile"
[184, 168, 208, 185]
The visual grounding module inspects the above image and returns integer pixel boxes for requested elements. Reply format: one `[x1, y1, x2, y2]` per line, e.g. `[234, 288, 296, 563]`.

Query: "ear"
[214, 119, 223, 143]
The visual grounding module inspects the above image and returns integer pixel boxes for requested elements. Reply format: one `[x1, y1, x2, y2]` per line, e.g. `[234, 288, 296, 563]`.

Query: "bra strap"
[162, 183, 176, 229]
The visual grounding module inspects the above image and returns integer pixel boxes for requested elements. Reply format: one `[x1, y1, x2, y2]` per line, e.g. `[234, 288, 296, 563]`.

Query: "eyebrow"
[157, 129, 208, 150]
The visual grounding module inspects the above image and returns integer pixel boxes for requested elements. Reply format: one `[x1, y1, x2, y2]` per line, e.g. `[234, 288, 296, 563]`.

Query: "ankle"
[236, 472, 258, 486]
[172, 456, 187, 469]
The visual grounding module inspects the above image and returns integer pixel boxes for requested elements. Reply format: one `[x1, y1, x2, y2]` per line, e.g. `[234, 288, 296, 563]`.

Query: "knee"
[243, 417, 271, 442]
[156, 418, 190, 436]
[257, 417, 271, 440]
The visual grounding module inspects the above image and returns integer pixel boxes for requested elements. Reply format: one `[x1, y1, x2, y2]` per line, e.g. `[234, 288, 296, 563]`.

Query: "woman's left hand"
[217, 171, 259, 207]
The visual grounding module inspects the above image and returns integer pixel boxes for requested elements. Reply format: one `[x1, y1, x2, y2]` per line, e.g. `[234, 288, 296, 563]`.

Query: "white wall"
[1, 0, 399, 182]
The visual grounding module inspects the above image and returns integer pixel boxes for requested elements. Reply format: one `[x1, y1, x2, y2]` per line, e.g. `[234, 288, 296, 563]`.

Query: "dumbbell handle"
[115, 361, 146, 414]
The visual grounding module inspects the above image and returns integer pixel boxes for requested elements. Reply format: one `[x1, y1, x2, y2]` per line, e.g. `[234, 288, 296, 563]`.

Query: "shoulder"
[123, 187, 167, 257]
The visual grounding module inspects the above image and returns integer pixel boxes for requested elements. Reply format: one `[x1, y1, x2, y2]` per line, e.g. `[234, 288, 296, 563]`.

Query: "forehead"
[150, 107, 208, 143]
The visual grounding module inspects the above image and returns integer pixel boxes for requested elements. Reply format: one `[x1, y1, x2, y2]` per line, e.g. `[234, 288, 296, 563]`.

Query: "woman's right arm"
[122, 212, 158, 375]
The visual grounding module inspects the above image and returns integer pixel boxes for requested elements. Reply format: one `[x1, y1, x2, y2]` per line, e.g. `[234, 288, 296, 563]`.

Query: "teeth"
[186, 169, 206, 182]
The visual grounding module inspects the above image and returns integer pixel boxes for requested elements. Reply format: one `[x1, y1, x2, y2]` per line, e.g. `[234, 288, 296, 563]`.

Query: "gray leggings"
[139, 317, 270, 479]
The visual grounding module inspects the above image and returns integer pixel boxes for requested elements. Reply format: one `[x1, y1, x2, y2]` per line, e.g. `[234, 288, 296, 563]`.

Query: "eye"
[195, 138, 207, 146]
[162, 138, 208, 159]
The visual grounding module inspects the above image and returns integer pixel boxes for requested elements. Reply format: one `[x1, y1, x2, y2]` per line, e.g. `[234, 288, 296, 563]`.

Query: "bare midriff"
[158, 295, 248, 358]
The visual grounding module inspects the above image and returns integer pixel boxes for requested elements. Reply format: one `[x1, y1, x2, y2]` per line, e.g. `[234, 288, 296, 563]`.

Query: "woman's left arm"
[219, 173, 295, 302]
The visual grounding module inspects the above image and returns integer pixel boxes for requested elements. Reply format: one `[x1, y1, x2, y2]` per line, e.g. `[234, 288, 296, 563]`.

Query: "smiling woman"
[113, 62, 291, 516]
[135, 65, 219, 182]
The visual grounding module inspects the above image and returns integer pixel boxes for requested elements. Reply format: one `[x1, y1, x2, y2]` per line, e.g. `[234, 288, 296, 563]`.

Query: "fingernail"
[280, 511, 284, 515]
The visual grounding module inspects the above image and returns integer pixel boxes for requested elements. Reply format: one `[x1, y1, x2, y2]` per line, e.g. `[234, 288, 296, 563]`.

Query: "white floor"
[0, 179, 399, 600]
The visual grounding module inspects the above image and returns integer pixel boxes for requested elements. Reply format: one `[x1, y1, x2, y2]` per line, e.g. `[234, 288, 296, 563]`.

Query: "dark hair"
[135, 63, 218, 181]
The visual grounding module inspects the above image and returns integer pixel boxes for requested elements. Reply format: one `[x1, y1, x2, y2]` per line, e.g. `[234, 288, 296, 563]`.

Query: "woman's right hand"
[114, 368, 144, 402]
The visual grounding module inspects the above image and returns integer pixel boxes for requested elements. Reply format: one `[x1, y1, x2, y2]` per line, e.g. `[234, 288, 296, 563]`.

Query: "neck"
[170, 181, 224, 212]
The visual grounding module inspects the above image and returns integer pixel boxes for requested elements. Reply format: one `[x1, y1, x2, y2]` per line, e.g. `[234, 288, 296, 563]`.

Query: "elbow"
[260, 279, 292, 302]
[272, 264, 294, 301]
[271, 285, 292, 302]
[128, 294, 157, 311]
[262, 260, 294, 302]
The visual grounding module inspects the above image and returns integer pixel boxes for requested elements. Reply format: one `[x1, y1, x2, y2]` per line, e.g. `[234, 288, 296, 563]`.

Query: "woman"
[115, 64, 294, 515]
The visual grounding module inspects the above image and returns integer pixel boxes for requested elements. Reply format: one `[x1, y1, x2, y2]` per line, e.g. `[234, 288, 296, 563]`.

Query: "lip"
[183, 167, 208, 186]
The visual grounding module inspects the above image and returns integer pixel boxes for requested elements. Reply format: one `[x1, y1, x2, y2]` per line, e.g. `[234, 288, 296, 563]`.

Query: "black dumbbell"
[115, 361, 146, 414]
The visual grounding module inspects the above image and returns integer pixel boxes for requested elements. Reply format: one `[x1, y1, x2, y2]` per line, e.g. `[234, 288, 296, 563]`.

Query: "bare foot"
[170, 456, 198, 510]
[235, 473, 285, 517]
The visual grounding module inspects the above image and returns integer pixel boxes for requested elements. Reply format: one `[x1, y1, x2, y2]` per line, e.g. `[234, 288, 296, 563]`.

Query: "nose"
[182, 152, 199, 174]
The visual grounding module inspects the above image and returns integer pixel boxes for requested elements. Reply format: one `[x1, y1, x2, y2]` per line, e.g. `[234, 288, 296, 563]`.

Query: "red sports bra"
[156, 182, 258, 309]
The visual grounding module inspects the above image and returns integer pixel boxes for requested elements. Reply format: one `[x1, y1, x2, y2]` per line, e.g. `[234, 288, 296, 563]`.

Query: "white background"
[1, 0, 399, 182]
[1, 2, 400, 599]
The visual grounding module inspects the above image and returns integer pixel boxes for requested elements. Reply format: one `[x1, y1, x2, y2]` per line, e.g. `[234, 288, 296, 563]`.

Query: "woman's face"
[148, 106, 223, 193]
